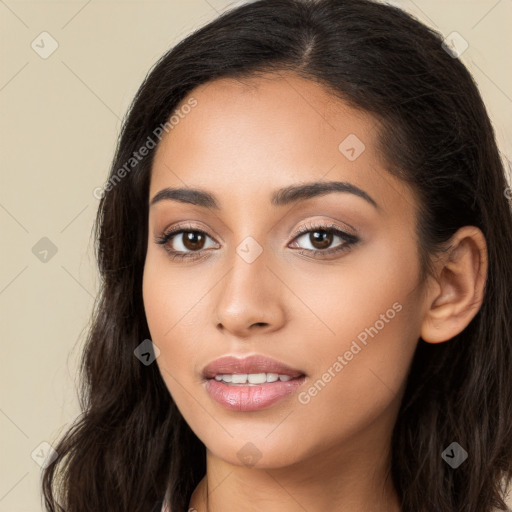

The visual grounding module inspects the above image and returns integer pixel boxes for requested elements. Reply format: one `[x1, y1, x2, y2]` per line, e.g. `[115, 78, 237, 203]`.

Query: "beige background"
[0, 1, 511, 510]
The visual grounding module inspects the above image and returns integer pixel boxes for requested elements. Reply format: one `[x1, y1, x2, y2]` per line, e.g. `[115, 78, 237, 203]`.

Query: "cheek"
[294, 249, 420, 427]
[143, 261, 174, 347]
[142, 257, 200, 378]
[142, 274, 200, 420]
[297, 307, 417, 421]
[143, 248, 207, 340]
[283, 299, 419, 461]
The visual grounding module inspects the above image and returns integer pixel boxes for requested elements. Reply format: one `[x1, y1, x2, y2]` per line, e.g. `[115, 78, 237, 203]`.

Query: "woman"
[42, 0, 512, 511]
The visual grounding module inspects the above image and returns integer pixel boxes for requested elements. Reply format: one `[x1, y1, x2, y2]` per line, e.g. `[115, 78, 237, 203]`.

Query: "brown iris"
[309, 230, 333, 250]
[182, 231, 206, 251]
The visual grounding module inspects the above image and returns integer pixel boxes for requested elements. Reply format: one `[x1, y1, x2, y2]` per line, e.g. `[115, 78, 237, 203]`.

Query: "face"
[143, 71, 427, 469]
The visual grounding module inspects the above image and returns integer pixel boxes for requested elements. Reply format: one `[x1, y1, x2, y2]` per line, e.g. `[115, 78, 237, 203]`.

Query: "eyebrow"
[149, 181, 379, 210]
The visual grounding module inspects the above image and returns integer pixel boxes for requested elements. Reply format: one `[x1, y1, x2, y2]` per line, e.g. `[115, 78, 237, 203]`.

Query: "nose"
[214, 246, 286, 339]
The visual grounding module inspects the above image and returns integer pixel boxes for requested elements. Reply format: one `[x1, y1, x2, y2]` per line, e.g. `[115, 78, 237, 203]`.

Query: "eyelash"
[154, 221, 359, 261]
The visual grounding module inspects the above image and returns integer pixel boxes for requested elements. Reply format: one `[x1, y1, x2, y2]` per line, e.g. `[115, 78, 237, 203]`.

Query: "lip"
[205, 377, 306, 411]
[202, 354, 306, 412]
[202, 354, 305, 379]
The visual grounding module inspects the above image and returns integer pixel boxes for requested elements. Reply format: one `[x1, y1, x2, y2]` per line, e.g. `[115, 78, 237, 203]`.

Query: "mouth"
[202, 354, 306, 381]
[202, 354, 306, 411]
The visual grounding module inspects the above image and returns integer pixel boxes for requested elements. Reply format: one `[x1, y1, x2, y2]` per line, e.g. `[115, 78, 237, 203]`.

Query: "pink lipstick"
[202, 354, 306, 412]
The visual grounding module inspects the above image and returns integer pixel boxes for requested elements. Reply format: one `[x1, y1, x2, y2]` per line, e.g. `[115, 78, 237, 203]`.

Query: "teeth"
[248, 373, 267, 384]
[213, 373, 298, 384]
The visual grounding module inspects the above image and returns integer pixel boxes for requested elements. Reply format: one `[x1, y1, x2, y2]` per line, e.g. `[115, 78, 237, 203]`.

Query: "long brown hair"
[42, 1, 512, 510]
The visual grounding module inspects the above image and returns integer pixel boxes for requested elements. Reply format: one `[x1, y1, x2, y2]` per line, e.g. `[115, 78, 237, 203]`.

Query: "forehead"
[153, 71, 376, 167]
[149, 71, 415, 219]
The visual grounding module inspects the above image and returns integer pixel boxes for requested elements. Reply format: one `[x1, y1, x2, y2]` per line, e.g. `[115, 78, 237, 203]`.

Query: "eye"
[154, 221, 359, 262]
[154, 223, 218, 261]
[289, 222, 359, 258]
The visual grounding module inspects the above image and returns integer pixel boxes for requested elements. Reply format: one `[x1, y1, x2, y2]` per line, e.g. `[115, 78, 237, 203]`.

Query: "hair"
[41, 0, 512, 511]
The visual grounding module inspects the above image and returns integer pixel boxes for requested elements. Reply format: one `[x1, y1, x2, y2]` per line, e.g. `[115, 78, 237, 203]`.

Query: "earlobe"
[420, 226, 488, 344]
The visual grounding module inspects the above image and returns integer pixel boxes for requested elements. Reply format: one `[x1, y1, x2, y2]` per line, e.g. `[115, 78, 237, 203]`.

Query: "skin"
[142, 71, 488, 512]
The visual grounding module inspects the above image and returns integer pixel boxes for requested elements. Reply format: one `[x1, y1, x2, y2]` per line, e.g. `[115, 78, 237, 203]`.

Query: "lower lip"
[204, 376, 306, 411]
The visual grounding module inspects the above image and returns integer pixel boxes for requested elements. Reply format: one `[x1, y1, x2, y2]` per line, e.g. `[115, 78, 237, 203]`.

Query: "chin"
[203, 432, 308, 469]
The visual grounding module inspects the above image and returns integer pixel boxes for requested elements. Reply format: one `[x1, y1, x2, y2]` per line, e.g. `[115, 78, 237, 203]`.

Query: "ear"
[420, 226, 488, 344]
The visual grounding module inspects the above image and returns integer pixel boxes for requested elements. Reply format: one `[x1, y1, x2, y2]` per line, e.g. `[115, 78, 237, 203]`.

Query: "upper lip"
[202, 355, 305, 379]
